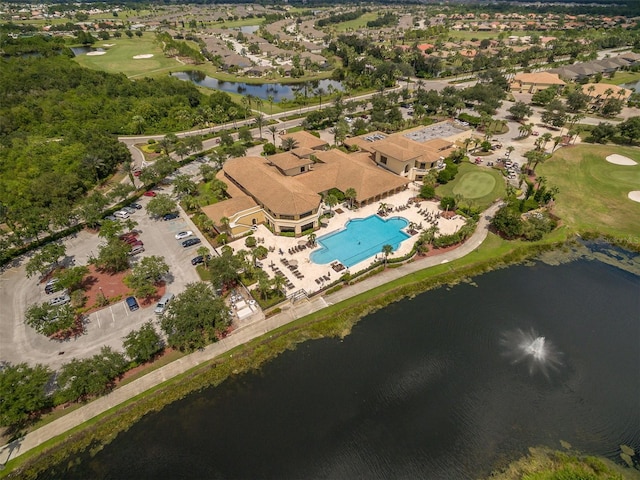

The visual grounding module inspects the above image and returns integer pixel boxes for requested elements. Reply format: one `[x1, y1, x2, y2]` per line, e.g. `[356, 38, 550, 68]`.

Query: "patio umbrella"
[289, 259, 298, 267]
[298, 240, 307, 246]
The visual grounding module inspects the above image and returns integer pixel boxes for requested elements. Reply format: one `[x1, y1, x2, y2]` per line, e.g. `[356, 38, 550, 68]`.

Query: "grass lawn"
[334, 12, 379, 32]
[537, 144, 640, 239]
[73, 33, 179, 77]
[600, 71, 640, 86]
[436, 162, 506, 209]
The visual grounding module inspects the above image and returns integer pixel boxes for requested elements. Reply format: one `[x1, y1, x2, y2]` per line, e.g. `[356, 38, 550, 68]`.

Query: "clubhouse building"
[203, 123, 470, 238]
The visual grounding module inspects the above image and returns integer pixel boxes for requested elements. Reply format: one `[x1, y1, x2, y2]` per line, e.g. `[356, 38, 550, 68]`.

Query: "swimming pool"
[310, 215, 410, 268]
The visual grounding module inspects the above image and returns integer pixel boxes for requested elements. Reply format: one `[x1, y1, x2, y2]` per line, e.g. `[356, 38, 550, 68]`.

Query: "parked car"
[133, 170, 142, 177]
[45, 278, 61, 294]
[182, 238, 201, 248]
[125, 296, 139, 312]
[114, 210, 130, 219]
[143, 191, 157, 197]
[119, 232, 139, 240]
[154, 292, 175, 315]
[122, 237, 139, 245]
[104, 215, 117, 222]
[191, 254, 211, 266]
[532, 131, 540, 136]
[122, 207, 136, 215]
[129, 245, 145, 256]
[130, 240, 144, 247]
[129, 203, 142, 210]
[175, 231, 193, 240]
[163, 212, 179, 221]
[49, 293, 70, 307]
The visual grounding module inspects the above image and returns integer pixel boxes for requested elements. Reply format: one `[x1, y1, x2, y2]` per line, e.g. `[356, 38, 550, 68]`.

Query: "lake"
[40, 253, 640, 479]
[622, 80, 640, 92]
[170, 71, 343, 101]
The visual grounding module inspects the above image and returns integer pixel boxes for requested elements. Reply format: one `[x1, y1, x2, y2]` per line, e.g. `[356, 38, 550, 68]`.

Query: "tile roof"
[268, 152, 311, 171]
[201, 196, 258, 225]
[513, 72, 566, 85]
[280, 131, 328, 150]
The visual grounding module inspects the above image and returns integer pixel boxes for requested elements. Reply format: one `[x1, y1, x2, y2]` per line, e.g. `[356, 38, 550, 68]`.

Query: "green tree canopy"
[160, 282, 231, 352]
[123, 322, 164, 364]
[0, 362, 52, 428]
[146, 194, 178, 218]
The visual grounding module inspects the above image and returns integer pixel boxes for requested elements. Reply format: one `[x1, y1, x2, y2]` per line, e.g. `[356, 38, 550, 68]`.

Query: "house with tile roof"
[510, 72, 566, 93]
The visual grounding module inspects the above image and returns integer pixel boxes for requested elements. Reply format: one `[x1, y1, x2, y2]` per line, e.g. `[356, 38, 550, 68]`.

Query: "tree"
[508, 101, 533, 121]
[172, 174, 198, 198]
[25, 302, 76, 337]
[254, 114, 265, 139]
[209, 253, 242, 290]
[600, 98, 623, 118]
[91, 239, 130, 273]
[160, 282, 231, 352]
[123, 322, 163, 364]
[57, 346, 128, 402]
[381, 244, 393, 267]
[492, 205, 524, 239]
[238, 126, 253, 143]
[618, 116, 640, 144]
[79, 192, 109, 228]
[109, 183, 135, 203]
[0, 363, 52, 428]
[281, 137, 298, 151]
[420, 184, 436, 200]
[124, 256, 169, 299]
[268, 125, 278, 145]
[324, 193, 338, 216]
[98, 219, 125, 240]
[25, 243, 67, 278]
[146, 194, 178, 218]
[344, 187, 357, 209]
[55, 265, 89, 292]
[589, 122, 616, 144]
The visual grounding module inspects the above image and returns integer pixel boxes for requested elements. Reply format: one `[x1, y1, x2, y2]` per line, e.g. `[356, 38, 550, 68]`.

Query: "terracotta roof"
[581, 83, 632, 99]
[300, 150, 410, 203]
[423, 138, 454, 151]
[201, 196, 258, 225]
[224, 156, 321, 216]
[268, 152, 310, 171]
[290, 147, 315, 158]
[513, 72, 566, 85]
[371, 140, 422, 162]
[280, 131, 328, 150]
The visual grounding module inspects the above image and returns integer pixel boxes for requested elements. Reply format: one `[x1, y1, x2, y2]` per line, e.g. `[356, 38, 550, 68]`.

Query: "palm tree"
[541, 132, 553, 151]
[344, 187, 357, 209]
[255, 97, 264, 114]
[131, 115, 145, 134]
[381, 244, 393, 267]
[324, 193, 338, 215]
[307, 231, 316, 247]
[506, 146, 515, 158]
[268, 125, 278, 145]
[551, 136, 563, 152]
[228, 107, 238, 129]
[219, 216, 230, 234]
[281, 137, 298, 151]
[315, 87, 325, 109]
[267, 95, 275, 115]
[272, 274, 286, 296]
[122, 160, 136, 186]
[254, 114, 265, 139]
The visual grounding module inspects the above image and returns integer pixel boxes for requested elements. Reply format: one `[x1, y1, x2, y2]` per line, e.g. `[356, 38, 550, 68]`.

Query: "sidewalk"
[0, 203, 500, 466]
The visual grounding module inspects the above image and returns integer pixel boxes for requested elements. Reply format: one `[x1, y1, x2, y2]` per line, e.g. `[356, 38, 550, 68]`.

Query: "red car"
[133, 170, 142, 177]
[143, 191, 157, 197]
[119, 232, 139, 240]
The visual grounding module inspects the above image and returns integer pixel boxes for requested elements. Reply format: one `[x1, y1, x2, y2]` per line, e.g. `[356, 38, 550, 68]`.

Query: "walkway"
[0, 203, 500, 466]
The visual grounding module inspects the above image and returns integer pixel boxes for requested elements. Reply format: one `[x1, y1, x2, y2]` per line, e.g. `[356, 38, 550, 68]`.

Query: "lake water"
[170, 71, 343, 101]
[622, 80, 640, 92]
[70, 46, 104, 56]
[40, 253, 640, 479]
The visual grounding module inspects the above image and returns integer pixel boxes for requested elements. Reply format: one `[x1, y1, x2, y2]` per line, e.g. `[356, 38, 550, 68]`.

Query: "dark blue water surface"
[170, 70, 343, 101]
[45, 257, 640, 479]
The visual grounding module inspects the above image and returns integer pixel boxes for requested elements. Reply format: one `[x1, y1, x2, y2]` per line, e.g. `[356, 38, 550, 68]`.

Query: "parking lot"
[0, 196, 203, 369]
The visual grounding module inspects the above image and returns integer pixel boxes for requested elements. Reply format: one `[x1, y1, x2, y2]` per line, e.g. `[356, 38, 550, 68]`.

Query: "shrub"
[263, 142, 276, 155]
[420, 184, 436, 199]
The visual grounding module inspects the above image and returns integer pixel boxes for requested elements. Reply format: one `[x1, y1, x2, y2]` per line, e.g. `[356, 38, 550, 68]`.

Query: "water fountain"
[501, 329, 562, 377]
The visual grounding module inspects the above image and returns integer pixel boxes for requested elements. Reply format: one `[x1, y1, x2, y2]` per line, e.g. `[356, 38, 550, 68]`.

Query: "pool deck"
[226, 185, 466, 297]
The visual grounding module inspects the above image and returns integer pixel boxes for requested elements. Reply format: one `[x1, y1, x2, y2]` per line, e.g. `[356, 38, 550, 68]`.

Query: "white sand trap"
[628, 191, 640, 203]
[86, 51, 106, 56]
[606, 154, 637, 166]
[133, 54, 154, 59]
[102, 43, 115, 47]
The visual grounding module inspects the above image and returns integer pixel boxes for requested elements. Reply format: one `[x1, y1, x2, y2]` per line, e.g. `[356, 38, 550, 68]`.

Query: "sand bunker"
[606, 154, 637, 166]
[628, 191, 640, 203]
[133, 54, 154, 59]
[102, 43, 115, 47]
[86, 51, 106, 56]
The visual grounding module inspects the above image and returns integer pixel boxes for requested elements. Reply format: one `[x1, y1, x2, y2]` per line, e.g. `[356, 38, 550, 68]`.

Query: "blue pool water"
[311, 215, 410, 267]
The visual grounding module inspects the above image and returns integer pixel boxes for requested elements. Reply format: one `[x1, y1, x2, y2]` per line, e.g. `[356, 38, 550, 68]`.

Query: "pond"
[170, 70, 343, 101]
[39, 249, 640, 479]
[70, 46, 105, 56]
[622, 80, 640, 92]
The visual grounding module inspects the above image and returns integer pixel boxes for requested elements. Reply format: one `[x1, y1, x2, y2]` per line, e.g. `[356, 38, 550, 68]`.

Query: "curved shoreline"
[1, 221, 635, 478]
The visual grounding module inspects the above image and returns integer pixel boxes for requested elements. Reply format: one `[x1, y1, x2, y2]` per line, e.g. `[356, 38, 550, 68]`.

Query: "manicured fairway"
[73, 34, 178, 77]
[537, 144, 640, 238]
[436, 162, 505, 209]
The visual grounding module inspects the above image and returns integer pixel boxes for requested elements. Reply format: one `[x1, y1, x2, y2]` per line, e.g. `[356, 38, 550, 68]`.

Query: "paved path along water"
[0, 203, 500, 466]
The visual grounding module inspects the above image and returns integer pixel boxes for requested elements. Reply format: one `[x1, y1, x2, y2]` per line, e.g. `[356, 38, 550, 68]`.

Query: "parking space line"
[96, 312, 101, 328]
[110, 306, 116, 325]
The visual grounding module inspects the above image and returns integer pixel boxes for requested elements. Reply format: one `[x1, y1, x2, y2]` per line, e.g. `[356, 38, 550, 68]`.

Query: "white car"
[175, 231, 193, 240]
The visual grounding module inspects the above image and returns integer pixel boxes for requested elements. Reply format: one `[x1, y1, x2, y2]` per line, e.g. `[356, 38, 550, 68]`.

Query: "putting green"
[452, 171, 496, 199]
